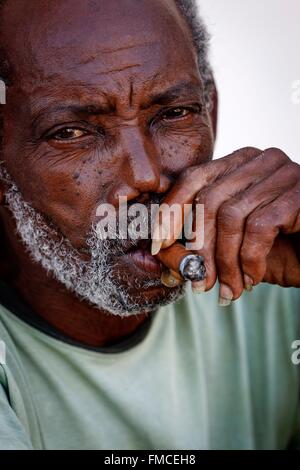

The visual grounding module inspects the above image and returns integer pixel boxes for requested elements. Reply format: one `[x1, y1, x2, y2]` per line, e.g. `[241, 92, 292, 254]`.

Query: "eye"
[159, 105, 201, 122]
[51, 128, 88, 141]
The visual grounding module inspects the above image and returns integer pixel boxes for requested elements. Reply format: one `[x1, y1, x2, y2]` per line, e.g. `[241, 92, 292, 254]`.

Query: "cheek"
[155, 126, 214, 175]
[12, 150, 119, 247]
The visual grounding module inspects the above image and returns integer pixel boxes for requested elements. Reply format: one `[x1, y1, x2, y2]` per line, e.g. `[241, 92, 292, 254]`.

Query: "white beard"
[0, 166, 184, 317]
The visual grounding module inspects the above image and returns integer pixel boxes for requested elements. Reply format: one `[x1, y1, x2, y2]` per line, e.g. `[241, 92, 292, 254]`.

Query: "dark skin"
[0, 0, 214, 346]
[0, 0, 299, 347]
[152, 147, 300, 302]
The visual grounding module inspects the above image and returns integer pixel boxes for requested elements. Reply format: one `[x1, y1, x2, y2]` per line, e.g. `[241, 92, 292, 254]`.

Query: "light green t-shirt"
[0, 282, 299, 450]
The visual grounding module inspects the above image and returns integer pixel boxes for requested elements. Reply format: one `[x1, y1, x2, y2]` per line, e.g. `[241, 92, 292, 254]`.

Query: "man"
[0, 0, 299, 450]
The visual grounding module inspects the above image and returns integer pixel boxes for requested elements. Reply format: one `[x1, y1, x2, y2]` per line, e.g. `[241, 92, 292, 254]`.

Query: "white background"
[198, 0, 300, 163]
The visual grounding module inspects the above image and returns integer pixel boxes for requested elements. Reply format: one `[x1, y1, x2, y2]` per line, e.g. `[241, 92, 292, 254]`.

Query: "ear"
[207, 75, 218, 142]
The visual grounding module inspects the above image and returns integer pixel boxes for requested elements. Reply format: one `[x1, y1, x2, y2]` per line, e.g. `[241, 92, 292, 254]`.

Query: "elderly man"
[0, 0, 299, 450]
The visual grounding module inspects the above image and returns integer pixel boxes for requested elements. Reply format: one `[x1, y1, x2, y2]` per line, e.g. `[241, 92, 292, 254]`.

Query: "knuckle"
[218, 201, 244, 227]
[274, 161, 300, 184]
[245, 213, 269, 235]
[240, 146, 262, 158]
[196, 188, 215, 208]
[195, 188, 208, 205]
[263, 147, 289, 163]
[287, 161, 300, 177]
[227, 146, 261, 164]
[245, 213, 278, 245]
[179, 165, 198, 182]
[240, 246, 258, 267]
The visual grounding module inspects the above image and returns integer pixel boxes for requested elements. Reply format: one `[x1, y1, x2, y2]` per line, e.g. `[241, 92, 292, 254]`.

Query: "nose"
[108, 125, 171, 205]
[122, 126, 160, 192]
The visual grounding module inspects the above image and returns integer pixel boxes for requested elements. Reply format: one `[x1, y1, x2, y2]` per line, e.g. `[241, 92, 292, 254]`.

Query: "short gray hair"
[174, 0, 213, 100]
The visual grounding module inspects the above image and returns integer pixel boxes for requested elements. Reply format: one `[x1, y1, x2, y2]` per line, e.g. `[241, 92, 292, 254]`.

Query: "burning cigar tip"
[179, 254, 206, 282]
[154, 242, 206, 283]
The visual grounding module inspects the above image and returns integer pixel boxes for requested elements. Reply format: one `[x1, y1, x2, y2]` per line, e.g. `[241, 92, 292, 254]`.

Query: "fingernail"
[218, 283, 233, 307]
[192, 280, 206, 294]
[218, 297, 232, 307]
[161, 270, 182, 288]
[244, 274, 253, 292]
[151, 239, 163, 256]
[152, 221, 169, 255]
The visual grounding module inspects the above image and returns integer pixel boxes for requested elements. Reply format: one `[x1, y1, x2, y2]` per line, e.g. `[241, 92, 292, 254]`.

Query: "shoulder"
[0, 304, 43, 449]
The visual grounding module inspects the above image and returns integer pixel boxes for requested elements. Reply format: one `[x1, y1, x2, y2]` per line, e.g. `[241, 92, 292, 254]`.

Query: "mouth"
[80, 236, 164, 277]
[122, 239, 163, 275]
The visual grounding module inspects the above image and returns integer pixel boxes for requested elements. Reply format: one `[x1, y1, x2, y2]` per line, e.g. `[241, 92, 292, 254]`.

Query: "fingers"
[156, 243, 185, 288]
[263, 234, 300, 286]
[151, 145, 300, 304]
[215, 159, 299, 300]
[239, 182, 300, 287]
[151, 147, 262, 254]
[189, 147, 290, 296]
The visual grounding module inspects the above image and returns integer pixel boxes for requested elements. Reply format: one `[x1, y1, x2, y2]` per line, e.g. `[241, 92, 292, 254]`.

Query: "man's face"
[0, 0, 214, 315]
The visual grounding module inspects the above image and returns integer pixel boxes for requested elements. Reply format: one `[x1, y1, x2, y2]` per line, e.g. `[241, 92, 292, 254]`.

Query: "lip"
[125, 248, 162, 275]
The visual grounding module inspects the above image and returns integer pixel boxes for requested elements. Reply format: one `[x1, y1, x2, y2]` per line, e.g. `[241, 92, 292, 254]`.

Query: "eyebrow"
[32, 102, 115, 123]
[30, 102, 116, 131]
[142, 81, 203, 109]
[32, 80, 203, 126]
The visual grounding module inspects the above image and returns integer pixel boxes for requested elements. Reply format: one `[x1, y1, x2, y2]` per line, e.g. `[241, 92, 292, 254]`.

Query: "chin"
[105, 284, 186, 317]
[101, 257, 186, 317]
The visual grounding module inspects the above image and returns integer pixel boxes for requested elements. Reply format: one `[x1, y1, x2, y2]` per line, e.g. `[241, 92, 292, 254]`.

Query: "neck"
[1, 220, 149, 348]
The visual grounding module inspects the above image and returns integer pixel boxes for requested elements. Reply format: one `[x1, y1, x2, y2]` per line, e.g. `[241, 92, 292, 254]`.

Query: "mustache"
[87, 193, 165, 257]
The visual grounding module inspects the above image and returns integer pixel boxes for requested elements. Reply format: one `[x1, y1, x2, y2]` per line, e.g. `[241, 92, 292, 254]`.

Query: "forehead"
[2, 0, 200, 99]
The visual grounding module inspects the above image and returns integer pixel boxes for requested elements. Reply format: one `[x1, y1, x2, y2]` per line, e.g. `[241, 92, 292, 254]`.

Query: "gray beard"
[0, 166, 184, 317]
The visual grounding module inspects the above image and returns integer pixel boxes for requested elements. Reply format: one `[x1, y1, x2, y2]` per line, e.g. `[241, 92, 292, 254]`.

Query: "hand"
[151, 147, 300, 305]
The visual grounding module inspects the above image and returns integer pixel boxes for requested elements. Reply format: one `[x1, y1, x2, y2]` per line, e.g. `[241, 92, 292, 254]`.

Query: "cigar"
[155, 242, 206, 282]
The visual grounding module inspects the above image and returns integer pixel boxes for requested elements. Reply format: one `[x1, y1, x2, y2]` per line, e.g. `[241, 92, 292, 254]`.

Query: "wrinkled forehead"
[1, 0, 199, 97]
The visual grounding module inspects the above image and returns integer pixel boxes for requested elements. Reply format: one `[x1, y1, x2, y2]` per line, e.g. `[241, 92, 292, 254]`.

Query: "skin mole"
[73, 171, 81, 180]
